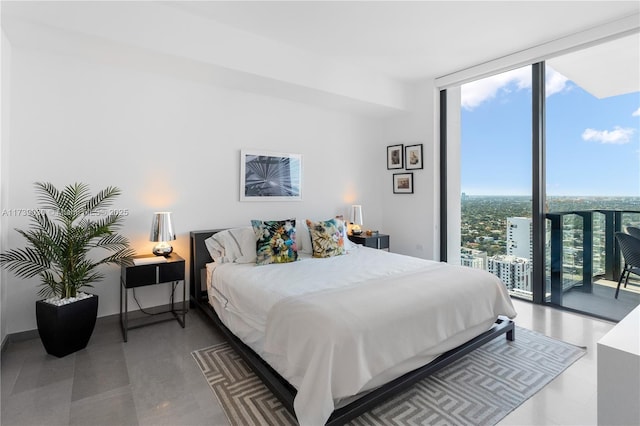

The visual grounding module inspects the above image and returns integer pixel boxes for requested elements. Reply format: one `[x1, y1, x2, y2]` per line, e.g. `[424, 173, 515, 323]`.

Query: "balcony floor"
[559, 279, 640, 321]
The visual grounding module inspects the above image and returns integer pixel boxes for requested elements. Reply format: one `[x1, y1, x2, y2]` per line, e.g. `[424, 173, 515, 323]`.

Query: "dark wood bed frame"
[190, 229, 515, 426]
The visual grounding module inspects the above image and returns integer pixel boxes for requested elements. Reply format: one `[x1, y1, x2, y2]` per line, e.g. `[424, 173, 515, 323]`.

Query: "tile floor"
[1, 299, 615, 426]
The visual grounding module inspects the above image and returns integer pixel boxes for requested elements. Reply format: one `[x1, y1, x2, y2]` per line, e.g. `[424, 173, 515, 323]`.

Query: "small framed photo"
[393, 172, 413, 194]
[405, 144, 423, 170]
[387, 144, 403, 169]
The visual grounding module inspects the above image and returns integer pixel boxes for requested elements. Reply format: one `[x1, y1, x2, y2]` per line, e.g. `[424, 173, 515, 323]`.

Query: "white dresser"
[597, 305, 640, 426]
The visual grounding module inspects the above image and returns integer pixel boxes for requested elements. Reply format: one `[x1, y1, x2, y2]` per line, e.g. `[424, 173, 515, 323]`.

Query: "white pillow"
[345, 238, 358, 251]
[297, 220, 313, 254]
[335, 217, 358, 252]
[204, 227, 257, 264]
[343, 228, 359, 252]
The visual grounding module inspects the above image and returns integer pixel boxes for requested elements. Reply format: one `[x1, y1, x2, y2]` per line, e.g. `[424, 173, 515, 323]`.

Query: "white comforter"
[208, 248, 517, 425]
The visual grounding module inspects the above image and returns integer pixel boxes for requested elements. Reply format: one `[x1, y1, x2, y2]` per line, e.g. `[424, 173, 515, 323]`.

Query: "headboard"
[189, 229, 224, 303]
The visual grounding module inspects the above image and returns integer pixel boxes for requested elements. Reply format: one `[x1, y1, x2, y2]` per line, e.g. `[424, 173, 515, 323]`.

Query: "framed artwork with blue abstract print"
[241, 150, 302, 201]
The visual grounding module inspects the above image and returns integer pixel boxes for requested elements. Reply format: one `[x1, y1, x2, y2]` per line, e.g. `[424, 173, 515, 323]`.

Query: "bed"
[190, 227, 517, 425]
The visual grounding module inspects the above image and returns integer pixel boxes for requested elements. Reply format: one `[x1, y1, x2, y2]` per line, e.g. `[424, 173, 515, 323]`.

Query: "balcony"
[546, 209, 640, 321]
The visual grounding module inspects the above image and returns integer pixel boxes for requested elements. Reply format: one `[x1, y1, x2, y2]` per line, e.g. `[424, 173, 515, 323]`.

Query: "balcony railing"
[546, 209, 640, 306]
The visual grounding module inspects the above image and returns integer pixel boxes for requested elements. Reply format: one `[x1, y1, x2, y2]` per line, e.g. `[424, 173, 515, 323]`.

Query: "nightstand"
[348, 233, 390, 251]
[120, 253, 186, 342]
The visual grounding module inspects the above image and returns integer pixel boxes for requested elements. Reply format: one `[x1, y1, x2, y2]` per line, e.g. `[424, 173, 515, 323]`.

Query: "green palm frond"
[0, 247, 50, 277]
[1, 182, 133, 300]
[33, 182, 63, 213]
[38, 271, 62, 299]
[82, 214, 125, 238]
[94, 248, 136, 266]
[91, 233, 133, 251]
[84, 186, 121, 214]
[60, 182, 91, 220]
[29, 210, 63, 240]
[16, 228, 60, 263]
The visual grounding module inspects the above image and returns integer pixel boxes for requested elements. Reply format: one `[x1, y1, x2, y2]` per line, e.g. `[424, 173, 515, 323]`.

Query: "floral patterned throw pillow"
[306, 218, 345, 258]
[251, 219, 298, 265]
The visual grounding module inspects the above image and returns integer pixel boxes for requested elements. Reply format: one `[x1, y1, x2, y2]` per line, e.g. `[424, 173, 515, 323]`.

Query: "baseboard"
[1, 328, 39, 353]
[1, 303, 187, 352]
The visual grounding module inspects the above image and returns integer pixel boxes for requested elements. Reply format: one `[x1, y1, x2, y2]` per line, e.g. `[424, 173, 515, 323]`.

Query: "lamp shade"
[350, 205, 363, 226]
[150, 212, 175, 256]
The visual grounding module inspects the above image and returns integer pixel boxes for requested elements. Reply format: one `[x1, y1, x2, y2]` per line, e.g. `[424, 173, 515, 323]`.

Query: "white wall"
[446, 87, 462, 265]
[1, 28, 11, 344]
[2, 46, 387, 334]
[379, 81, 440, 260]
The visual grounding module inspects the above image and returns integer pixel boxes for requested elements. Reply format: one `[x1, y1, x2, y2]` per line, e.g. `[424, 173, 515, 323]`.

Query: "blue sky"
[461, 66, 640, 197]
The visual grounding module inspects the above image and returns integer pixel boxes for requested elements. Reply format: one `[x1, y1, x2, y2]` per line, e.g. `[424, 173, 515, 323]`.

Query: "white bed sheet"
[206, 247, 517, 425]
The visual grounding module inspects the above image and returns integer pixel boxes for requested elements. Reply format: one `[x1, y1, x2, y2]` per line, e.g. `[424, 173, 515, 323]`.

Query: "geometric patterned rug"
[192, 327, 585, 425]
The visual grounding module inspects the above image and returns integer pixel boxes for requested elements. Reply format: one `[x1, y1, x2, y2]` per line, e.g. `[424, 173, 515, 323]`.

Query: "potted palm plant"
[0, 182, 134, 357]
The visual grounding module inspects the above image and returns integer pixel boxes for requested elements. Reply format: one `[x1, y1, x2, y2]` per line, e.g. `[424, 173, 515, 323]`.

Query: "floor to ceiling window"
[447, 34, 640, 321]
[459, 65, 534, 301]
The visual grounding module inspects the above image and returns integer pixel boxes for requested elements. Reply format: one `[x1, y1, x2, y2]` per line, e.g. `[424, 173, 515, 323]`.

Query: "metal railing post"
[602, 210, 616, 280]
[577, 211, 593, 292]
[614, 211, 622, 280]
[548, 213, 563, 305]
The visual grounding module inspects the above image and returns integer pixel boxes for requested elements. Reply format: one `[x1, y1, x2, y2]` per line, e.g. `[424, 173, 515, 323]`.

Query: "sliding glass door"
[445, 36, 640, 320]
[543, 36, 640, 320]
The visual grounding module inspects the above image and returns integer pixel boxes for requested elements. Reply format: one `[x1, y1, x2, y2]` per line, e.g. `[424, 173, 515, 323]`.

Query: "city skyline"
[461, 65, 640, 197]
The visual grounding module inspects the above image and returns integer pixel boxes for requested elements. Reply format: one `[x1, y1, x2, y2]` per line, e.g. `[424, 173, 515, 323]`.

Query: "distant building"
[461, 215, 534, 294]
[507, 217, 532, 261]
[475, 236, 495, 243]
[487, 255, 532, 293]
[460, 248, 487, 270]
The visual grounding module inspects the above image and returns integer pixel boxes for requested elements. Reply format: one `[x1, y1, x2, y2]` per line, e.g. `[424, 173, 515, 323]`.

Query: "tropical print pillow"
[251, 219, 298, 265]
[306, 218, 345, 258]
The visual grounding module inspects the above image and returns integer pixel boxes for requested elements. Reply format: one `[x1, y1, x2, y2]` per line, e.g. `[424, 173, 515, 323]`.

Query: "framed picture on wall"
[393, 172, 413, 194]
[240, 150, 302, 201]
[387, 144, 404, 169]
[405, 144, 423, 170]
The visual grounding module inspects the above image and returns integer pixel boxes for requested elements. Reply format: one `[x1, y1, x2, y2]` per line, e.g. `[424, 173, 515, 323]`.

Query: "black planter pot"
[35, 293, 99, 358]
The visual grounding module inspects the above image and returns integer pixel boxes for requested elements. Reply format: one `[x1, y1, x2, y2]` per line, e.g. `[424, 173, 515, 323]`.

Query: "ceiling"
[547, 33, 640, 98]
[167, 1, 640, 84]
[2, 1, 637, 114]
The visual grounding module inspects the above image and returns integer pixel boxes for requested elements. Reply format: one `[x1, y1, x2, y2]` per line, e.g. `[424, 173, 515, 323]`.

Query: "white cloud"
[461, 68, 528, 110]
[545, 68, 570, 97]
[461, 66, 570, 110]
[582, 126, 635, 144]
[632, 107, 640, 117]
